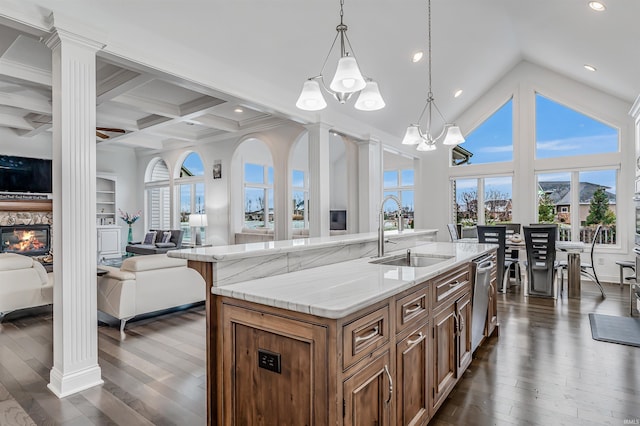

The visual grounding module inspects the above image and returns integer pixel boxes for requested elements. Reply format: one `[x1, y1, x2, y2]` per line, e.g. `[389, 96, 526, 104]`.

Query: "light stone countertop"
[168, 228, 437, 262]
[211, 241, 495, 319]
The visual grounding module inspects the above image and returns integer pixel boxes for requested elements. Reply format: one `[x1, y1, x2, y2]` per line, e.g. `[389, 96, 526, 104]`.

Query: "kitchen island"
[169, 231, 497, 425]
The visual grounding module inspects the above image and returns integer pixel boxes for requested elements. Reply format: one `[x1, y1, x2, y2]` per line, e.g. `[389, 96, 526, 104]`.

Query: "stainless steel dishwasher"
[471, 254, 494, 352]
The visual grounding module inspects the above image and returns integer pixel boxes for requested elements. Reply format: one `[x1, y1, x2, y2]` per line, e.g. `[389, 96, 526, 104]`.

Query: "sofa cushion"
[0, 253, 35, 271]
[121, 253, 186, 272]
[155, 242, 176, 248]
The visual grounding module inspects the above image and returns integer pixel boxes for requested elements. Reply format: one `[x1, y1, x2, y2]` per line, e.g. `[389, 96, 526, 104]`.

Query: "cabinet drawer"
[343, 305, 390, 370]
[395, 285, 429, 334]
[432, 264, 470, 306]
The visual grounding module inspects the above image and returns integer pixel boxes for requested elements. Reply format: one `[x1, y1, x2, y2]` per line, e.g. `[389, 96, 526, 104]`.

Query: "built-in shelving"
[96, 176, 116, 225]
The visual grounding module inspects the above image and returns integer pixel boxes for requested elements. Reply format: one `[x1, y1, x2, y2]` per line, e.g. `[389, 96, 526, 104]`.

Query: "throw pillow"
[143, 232, 156, 245]
[162, 231, 172, 244]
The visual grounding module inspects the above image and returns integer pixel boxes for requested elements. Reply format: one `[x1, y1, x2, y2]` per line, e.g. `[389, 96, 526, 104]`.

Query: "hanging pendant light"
[401, 0, 464, 150]
[296, 0, 385, 111]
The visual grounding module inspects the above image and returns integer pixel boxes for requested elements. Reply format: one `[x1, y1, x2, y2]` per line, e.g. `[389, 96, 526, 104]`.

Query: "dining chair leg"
[502, 266, 509, 293]
[581, 269, 606, 298]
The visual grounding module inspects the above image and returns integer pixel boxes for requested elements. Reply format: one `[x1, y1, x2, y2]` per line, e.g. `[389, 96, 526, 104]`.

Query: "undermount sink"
[370, 253, 454, 268]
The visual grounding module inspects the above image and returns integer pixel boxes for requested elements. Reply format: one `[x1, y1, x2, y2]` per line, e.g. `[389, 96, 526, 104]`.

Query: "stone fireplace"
[0, 224, 51, 256]
[0, 199, 53, 264]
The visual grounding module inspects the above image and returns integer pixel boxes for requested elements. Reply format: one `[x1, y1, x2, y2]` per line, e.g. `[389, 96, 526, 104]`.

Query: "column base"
[48, 365, 103, 398]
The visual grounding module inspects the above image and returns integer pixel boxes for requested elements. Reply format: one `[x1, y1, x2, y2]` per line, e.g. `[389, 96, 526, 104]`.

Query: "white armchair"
[0, 253, 53, 321]
[97, 254, 205, 331]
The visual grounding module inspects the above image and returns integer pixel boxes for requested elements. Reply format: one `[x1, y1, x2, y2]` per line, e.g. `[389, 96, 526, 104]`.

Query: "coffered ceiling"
[0, 26, 287, 151]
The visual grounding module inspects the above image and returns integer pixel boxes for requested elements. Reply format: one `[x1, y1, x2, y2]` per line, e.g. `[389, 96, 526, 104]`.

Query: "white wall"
[96, 144, 139, 250]
[0, 128, 52, 158]
[417, 61, 635, 283]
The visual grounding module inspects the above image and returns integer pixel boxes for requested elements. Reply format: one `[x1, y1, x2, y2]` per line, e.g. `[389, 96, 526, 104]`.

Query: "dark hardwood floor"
[0, 281, 638, 425]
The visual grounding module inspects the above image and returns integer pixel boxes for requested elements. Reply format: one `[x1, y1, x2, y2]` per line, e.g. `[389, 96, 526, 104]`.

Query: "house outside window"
[292, 169, 308, 230]
[244, 163, 274, 229]
[383, 168, 414, 230]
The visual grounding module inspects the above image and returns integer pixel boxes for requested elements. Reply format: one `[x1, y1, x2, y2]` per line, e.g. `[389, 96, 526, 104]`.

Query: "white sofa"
[97, 254, 205, 331]
[0, 253, 53, 321]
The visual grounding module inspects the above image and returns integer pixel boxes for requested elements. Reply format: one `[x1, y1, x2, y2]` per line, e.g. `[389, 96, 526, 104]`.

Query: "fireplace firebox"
[0, 224, 51, 256]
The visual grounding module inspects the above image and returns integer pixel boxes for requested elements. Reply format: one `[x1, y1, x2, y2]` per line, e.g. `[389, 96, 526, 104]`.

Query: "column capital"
[44, 13, 106, 52]
[45, 27, 105, 52]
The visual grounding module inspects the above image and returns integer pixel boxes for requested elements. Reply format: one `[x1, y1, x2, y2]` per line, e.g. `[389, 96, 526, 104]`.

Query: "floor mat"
[588, 313, 640, 347]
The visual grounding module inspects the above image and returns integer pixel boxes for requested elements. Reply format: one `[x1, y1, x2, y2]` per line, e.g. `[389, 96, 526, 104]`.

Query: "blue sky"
[463, 94, 618, 165]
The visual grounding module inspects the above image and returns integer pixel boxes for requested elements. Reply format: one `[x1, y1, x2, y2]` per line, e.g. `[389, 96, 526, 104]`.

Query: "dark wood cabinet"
[432, 302, 457, 412]
[343, 350, 393, 426]
[396, 322, 430, 426]
[221, 303, 329, 426]
[485, 251, 499, 339]
[213, 261, 478, 426]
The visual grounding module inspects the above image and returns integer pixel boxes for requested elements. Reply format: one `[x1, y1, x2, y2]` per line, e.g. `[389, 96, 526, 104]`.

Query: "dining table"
[457, 237, 586, 298]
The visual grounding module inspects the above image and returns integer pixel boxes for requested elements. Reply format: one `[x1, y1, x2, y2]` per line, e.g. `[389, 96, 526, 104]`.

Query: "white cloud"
[537, 134, 616, 152]
[477, 145, 513, 153]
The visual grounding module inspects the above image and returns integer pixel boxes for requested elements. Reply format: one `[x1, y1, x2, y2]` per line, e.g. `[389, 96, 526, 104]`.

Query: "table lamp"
[188, 213, 208, 245]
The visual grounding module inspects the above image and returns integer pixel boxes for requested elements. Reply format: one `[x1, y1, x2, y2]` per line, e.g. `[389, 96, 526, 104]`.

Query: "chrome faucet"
[378, 194, 404, 257]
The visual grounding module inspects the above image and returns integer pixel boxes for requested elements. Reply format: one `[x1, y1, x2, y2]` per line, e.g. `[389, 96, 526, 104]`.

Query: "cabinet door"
[432, 304, 457, 412]
[343, 350, 392, 426]
[456, 292, 473, 375]
[97, 228, 121, 257]
[222, 305, 329, 426]
[396, 323, 429, 426]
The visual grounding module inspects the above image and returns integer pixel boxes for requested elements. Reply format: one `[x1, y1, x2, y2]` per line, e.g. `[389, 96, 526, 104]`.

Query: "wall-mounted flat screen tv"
[330, 210, 347, 231]
[0, 155, 52, 194]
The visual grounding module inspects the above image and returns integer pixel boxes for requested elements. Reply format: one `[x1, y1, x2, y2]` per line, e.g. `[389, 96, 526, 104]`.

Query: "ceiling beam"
[191, 114, 239, 132]
[179, 96, 225, 116]
[0, 58, 51, 87]
[0, 91, 51, 115]
[97, 71, 154, 104]
[0, 112, 34, 130]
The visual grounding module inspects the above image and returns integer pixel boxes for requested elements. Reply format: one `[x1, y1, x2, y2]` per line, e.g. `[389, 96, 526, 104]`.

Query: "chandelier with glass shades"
[401, 0, 464, 151]
[295, 0, 385, 112]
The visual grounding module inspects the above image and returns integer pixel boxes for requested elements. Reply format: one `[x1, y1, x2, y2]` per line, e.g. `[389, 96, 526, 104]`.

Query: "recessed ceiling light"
[584, 64, 597, 72]
[588, 1, 606, 12]
[411, 51, 424, 63]
[453, 89, 463, 98]
[234, 107, 244, 113]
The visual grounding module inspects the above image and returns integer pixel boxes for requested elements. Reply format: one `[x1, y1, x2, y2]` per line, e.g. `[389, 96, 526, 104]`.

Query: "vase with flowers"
[118, 209, 142, 243]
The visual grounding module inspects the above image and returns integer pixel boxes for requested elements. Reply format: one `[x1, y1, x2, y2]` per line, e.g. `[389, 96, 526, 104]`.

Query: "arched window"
[175, 152, 205, 244]
[145, 158, 171, 230]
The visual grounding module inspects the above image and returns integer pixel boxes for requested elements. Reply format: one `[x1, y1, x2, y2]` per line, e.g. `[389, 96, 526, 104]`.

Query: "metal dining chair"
[523, 225, 558, 298]
[557, 224, 606, 298]
[477, 225, 521, 292]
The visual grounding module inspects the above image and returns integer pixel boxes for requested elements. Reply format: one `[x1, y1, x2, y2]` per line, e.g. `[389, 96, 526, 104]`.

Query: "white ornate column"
[357, 138, 382, 233]
[307, 123, 331, 238]
[45, 28, 103, 398]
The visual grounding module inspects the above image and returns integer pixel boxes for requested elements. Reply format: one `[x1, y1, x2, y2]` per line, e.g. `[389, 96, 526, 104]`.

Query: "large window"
[537, 170, 617, 245]
[536, 93, 618, 158]
[383, 168, 414, 229]
[145, 159, 171, 230]
[244, 163, 274, 229]
[176, 152, 205, 244]
[454, 98, 513, 166]
[292, 169, 308, 229]
[453, 176, 513, 229]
